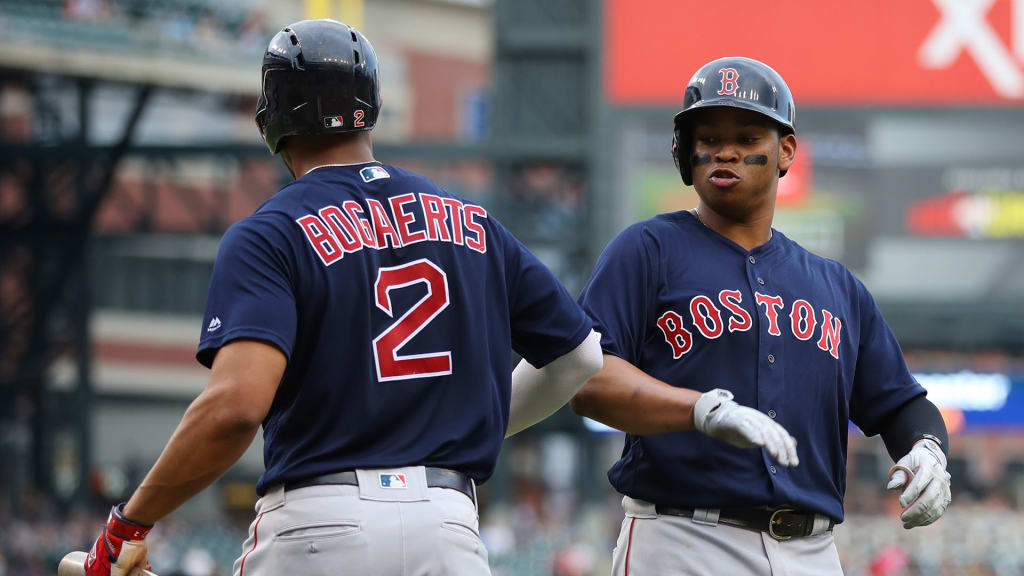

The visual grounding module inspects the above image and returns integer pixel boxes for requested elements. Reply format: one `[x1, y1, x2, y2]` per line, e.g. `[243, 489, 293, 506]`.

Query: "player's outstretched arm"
[123, 340, 285, 523]
[506, 330, 603, 437]
[570, 355, 798, 466]
[570, 354, 702, 435]
[84, 340, 285, 576]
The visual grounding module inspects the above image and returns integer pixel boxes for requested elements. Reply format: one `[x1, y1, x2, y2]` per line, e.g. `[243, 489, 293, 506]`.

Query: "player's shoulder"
[221, 187, 307, 251]
[218, 211, 294, 255]
[605, 211, 696, 251]
[776, 231, 863, 287]
[383, 164, 487, 208]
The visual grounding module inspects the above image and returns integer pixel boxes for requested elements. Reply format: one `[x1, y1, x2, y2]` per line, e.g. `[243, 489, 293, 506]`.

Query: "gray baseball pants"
[232, 466, 490, 576]
[611, 496, 844, 576]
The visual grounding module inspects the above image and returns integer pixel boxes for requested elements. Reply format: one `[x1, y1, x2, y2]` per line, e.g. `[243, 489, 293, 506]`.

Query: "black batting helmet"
[671, 57, 795, 186]
[255, 19, 381, 154]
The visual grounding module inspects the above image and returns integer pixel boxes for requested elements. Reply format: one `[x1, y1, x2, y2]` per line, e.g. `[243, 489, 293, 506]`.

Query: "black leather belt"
[285, 468, 475, 502]
[655, 505, 835, 541]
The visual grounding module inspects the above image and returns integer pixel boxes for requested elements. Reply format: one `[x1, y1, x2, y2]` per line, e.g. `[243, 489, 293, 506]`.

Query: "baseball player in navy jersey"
[570, 57, 951, 575]
[78, 19, 602, 576]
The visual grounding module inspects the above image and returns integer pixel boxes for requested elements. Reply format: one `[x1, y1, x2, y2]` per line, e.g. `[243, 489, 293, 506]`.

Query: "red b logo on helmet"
[717, 68, 739, 96]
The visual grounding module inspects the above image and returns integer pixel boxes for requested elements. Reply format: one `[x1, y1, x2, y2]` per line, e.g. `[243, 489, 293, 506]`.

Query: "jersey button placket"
[751, 251, 784, 483]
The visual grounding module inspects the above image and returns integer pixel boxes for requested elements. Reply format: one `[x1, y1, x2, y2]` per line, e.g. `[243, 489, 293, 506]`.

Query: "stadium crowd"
[3, 482, 1022, 575]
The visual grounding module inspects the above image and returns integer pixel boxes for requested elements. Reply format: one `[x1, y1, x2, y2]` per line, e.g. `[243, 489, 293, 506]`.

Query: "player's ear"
[777, 133, 797, 175]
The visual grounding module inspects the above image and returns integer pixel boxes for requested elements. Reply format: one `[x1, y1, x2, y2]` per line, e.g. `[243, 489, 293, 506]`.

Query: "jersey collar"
[304, 160, 382, 176]
[683, 210, 783, 260]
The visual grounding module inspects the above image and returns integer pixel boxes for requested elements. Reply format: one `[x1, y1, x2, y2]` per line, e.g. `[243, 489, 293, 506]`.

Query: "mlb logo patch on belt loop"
[379, 473, 408, 489]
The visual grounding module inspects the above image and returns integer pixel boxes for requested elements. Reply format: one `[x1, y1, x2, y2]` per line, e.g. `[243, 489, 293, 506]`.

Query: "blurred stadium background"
[1, 0, 1023, 574]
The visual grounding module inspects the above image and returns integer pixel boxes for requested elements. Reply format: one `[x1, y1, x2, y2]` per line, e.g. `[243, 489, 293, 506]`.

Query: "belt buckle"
[768, 508, 795, 541]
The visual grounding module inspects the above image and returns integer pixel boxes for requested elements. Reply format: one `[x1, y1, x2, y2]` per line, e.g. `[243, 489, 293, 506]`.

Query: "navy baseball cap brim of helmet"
[673, 98, 795, 134]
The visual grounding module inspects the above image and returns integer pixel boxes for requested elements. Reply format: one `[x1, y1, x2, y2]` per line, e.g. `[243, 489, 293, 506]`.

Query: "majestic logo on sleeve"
[296, 194, 488, 266]
[206, 317, 222, 333]
[656, 290, 842, 360]
[717, 68, 739, 96]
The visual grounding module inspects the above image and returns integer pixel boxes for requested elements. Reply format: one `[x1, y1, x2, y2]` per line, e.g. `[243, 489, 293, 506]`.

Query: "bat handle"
[58, 551, 159, 576]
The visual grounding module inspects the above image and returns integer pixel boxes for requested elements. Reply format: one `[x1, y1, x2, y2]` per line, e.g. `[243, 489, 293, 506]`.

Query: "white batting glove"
[886, 438, 951, 529]
[693, 389, 799, 467]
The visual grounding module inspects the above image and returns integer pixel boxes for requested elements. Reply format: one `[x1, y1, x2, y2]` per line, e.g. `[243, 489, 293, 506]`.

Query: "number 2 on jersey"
[373, 258, 452, 381]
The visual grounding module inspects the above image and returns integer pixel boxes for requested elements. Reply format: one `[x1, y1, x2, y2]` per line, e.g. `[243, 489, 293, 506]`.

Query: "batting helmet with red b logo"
[671, 57, 796, 186]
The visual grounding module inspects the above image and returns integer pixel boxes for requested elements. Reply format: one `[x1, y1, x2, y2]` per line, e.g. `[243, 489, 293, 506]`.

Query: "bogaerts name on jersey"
[296, 193, 489, 266]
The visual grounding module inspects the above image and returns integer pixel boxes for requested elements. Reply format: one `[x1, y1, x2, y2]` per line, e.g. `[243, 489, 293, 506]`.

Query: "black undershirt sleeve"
[878, 394, 949, 462]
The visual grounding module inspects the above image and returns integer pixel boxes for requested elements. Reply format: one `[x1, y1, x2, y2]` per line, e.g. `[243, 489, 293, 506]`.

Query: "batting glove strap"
[85, 504, 153, 576]
[914, 438, 947, 470]
[107, 503, 153, 541]
[693, 388, 734, 433]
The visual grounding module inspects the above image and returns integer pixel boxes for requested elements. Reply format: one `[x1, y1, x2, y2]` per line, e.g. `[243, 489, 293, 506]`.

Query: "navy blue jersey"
[579, 211, 924, 522]
[197, 163, 591, 495]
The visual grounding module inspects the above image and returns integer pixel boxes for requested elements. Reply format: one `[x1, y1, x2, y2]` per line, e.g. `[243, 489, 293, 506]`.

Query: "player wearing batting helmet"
[80, 19, 603, 576]
[571, 57, 951, 575]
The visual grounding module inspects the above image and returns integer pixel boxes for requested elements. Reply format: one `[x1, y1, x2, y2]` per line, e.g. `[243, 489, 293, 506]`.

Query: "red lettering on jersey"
[463, 204, 488, 254]
[374, 259, 452, 380]
[656, 310, 693, 359]
[442, 198, 465, 245]
[717, 68, 739, 96]
[366, 198, 403, 249]
[342, 200, 377, 247]
[390, 193, 427, 246]
[718, 289, 752, 332]
[689, 295, 724, 339]
[790, 299, 817, 341]
[817, 309, 842, 359]
[420, 193, 452, 242]
[755, 292, 784, 336]
[296, 214, 343, 266]
[319, 205, 363, 252]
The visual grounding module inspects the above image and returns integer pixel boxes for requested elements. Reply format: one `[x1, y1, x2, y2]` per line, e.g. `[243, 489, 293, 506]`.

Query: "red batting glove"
[85, 504, 154, 576]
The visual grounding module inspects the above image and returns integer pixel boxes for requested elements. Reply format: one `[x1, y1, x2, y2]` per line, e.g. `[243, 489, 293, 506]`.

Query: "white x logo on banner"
[919, 0, 1024, 98]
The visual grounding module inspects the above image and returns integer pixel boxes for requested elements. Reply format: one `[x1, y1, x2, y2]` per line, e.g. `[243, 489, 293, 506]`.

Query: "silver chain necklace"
[691, 207, 773, 241]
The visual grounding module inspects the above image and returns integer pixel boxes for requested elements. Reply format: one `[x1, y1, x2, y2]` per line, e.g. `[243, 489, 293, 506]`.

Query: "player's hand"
[85, 504, 154, 576]
[886, 438, 951, 529]
[693, 389, 799, 467]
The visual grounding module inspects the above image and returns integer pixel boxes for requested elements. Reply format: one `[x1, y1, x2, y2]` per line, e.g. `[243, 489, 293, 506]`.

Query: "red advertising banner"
[606, 0, 1024, 106]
